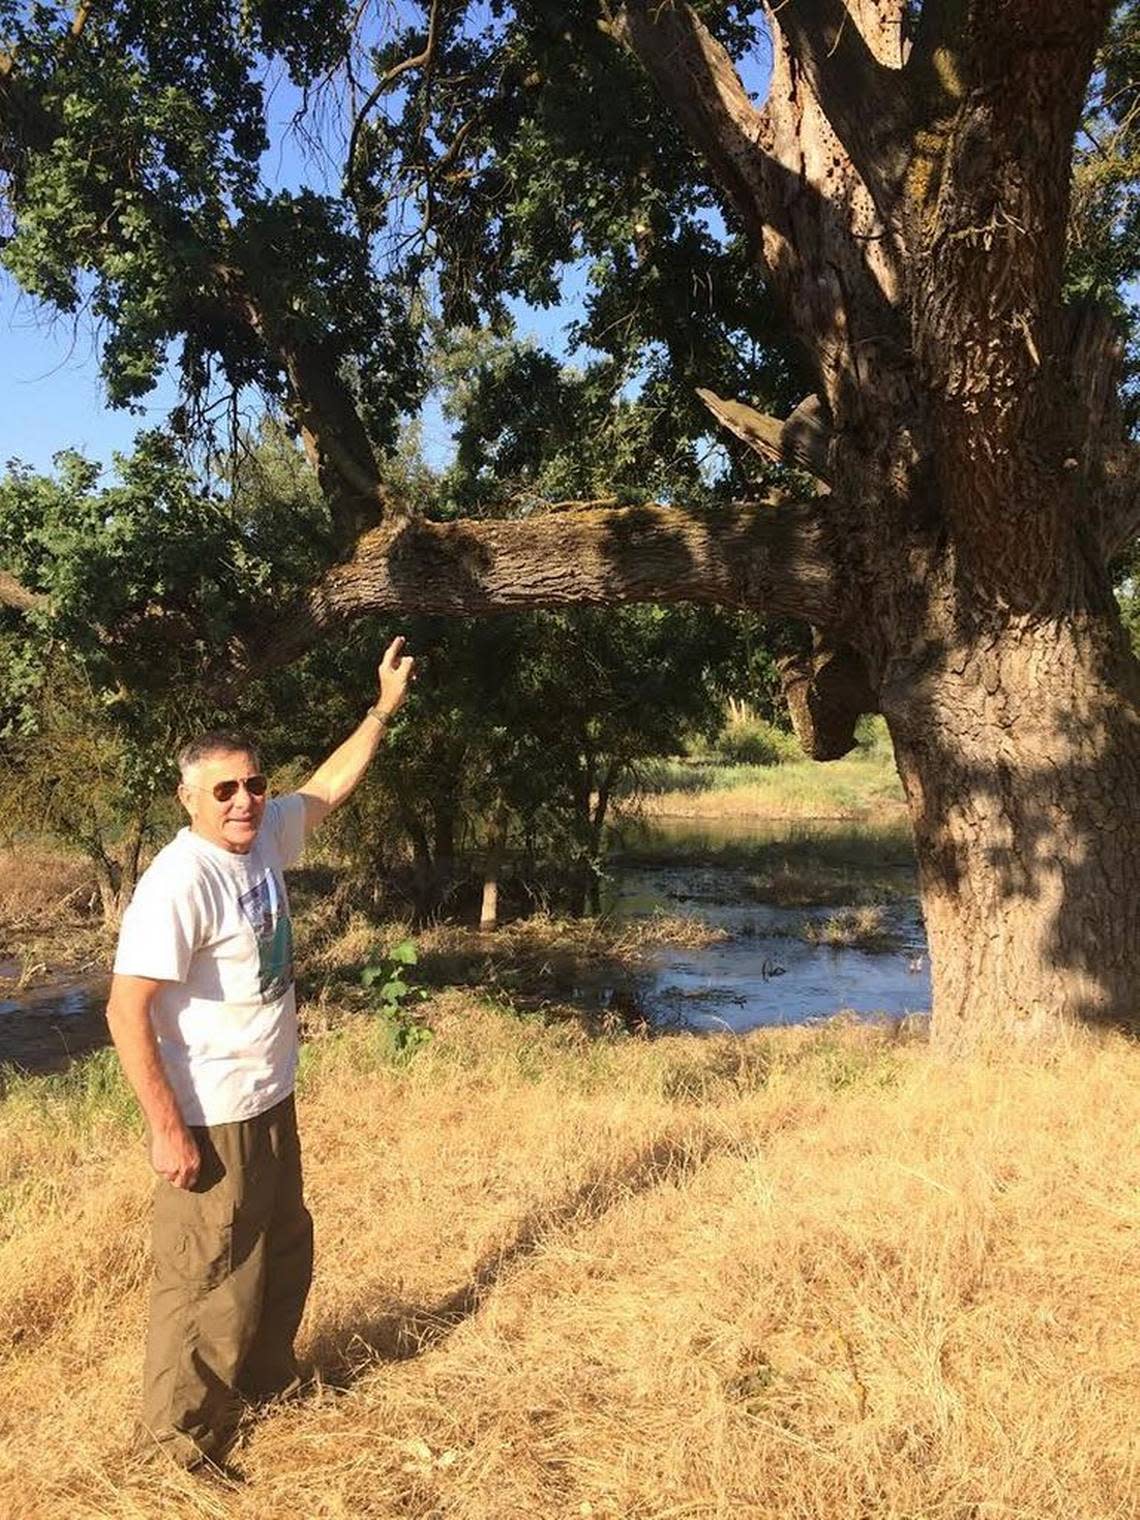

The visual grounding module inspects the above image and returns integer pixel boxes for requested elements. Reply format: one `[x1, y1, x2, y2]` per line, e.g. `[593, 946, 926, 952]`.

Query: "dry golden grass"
[294, 909, 728, 1036]
[307, 908, 727, 973]
[420, 910, 729, 961]
[0, 846, 107, 987]
[0, 846, 94, 923]
[801, 906, 900, 952]
[637, 788, 907, 823]
[2, 1003, 1138, 1519]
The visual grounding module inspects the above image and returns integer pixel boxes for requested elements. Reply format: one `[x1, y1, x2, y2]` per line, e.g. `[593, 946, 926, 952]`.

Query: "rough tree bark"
[243, 499, 842, 668]
[251, 0, 1138, 1050]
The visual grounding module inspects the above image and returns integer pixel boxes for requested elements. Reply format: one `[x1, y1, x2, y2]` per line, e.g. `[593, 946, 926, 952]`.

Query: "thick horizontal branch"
[770, 0, 914, 216]
[246, 498, 842, 672]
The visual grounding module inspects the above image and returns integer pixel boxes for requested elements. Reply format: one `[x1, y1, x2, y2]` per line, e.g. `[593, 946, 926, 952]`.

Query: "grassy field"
[630, 749, 906, 822]
[2, 1002, 1137, 1519]
[608, 814, 918, 912]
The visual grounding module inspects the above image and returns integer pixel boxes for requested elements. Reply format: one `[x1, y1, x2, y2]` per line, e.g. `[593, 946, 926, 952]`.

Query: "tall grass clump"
[0, 1046, 138, 1155]
[715, 714, 802, 766]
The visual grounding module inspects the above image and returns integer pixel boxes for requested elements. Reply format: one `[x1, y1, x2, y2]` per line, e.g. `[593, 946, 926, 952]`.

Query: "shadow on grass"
[300, 1020, 916, 1393]
[303, 1124, 734, 1389]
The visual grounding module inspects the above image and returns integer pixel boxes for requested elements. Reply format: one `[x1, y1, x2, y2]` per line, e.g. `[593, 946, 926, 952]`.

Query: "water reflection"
[0, 817, 930, 1071]
[0, 977, 110, 1073]
[606, 815, 931, 1032]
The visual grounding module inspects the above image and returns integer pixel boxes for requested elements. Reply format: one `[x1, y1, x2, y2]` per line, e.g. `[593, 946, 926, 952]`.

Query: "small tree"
[0, 432, 331, 920]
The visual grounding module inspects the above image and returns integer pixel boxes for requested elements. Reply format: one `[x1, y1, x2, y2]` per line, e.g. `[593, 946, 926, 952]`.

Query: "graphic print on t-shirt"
[237, 870, 294, 1001]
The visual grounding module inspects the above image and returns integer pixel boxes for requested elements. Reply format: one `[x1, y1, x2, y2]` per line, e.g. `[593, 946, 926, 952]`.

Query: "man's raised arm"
[297, 635, 415, 833]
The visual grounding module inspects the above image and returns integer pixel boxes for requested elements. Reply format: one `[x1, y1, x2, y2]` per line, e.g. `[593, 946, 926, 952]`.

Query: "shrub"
[715, 716, 801, 766]
[854, 714, 894, 761]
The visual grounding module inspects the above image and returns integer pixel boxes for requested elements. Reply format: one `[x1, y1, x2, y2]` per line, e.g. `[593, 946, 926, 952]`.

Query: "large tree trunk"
[835, 406, 1140, 1046]
[604, 0, 1140, 1049]
[290, 2, 1140, 1047]
[885, 615, 1140, 1047]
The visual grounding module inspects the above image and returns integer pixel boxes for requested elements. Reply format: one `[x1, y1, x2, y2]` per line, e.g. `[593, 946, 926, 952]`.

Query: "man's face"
[178, 749, 267, 855]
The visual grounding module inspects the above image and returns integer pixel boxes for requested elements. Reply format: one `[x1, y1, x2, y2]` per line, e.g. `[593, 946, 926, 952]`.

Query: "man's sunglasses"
[186, 775, 269, 803]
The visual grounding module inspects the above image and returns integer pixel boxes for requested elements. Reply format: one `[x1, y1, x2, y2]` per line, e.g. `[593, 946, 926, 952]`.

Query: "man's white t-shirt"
[113, 795, 308, 1126]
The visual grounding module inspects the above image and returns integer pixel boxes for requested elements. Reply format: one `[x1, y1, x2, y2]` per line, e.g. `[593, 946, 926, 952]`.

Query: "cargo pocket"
[152, 1178, 235, 1291]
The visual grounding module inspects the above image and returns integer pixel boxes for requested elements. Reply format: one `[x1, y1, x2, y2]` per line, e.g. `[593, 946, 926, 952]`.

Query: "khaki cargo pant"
[138, 1094, 314, 1468]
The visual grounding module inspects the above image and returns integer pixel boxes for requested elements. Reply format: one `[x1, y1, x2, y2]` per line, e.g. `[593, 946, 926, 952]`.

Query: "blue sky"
[1, 283, 177, 473]
[0, 269, 590, 476]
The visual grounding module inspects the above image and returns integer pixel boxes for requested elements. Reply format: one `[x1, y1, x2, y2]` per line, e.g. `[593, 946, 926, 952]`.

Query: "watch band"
[365, 704, 389, 728]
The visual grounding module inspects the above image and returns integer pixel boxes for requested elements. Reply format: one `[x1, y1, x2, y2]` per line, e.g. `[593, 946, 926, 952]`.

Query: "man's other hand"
[152, 1124, 201, 1189]
[377, 635, 415, 719]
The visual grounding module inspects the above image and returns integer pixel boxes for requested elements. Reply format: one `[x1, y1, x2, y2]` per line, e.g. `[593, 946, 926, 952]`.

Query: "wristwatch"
[365, 704, 389, 728]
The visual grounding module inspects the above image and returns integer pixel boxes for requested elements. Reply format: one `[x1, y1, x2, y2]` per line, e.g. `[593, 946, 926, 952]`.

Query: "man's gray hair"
[178, 731, 261, 782]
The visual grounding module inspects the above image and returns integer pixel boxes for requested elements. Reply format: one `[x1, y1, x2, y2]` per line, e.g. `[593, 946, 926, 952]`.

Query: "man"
[106, 636, 414, 1471]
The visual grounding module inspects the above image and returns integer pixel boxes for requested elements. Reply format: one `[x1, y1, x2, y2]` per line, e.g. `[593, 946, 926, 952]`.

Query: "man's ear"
[177, 783, 195, 820]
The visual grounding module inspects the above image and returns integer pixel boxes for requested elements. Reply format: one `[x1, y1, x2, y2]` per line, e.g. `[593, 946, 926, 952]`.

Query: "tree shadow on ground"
[303, 1124, 734, 1390]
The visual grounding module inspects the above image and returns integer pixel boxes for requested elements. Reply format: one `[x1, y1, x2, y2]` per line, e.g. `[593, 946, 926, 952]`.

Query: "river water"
[603, 815, 931, 1033]
[0, 968, 111, 1074]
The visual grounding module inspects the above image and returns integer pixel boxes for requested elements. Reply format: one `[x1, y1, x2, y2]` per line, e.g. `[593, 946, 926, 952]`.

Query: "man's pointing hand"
[376, 635, 415, 719]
